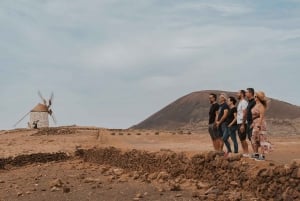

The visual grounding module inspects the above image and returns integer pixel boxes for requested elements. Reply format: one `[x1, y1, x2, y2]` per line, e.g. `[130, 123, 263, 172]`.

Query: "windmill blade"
[48, 92, 54, 106]
[38, 91, 47, 105]
[50, 113, 57, 125]
[13, 111, 30, 128]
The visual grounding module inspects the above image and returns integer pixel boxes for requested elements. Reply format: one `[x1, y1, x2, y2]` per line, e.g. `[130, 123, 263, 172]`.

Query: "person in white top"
[236, 90, 249, 156]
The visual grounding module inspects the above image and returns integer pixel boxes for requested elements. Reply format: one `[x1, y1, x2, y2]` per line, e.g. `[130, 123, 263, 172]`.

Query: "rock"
[113, 168, 124, 176]
[169, 181, 181, 191]
[192, 191, 200, 198]
[205, 151, 217, 161]
[148, 172, 158, 180]
[292, 168, 300, 179]
[278, 177, 287, 184]
[157, 171, 169, 181]
[157, 187, 166, 192]
[175, 177, 182, 183]
[118, 174, 129, 182]
[17, 192, 23, 197]
[205, 187, 219, 195]
[196, 181, 210, 189]
[135, 193, 143, 198]
[107, 176, 116, 182]
[230, 181, 239, 186]
[274, 166, 286, 176]
[132, 171, 140, 180]
[175, 193, 182, 197]
[100, 166, 110, 174]
[50, 187, 60, 192]
[132, 198, 140, 201]
[229, 153, 242, 161]
[290, 159, 300, 166]
[284, 164, 293, 174]
[170, 185, 181, 191]
[0, 180, 5, 183]
[49, 179, 63, 188]
[158, 179, 165, 184]
[140, 173, 149, 182]
[84, 178, 101, 183]
[63, 186, 70, 193]
[269, 162, 275, 166]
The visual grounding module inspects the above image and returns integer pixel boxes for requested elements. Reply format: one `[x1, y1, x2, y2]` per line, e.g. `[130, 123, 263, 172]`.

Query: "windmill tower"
[14, 91, 56, 128]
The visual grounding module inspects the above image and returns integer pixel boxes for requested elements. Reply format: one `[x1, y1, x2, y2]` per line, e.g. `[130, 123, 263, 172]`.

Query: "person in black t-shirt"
[216, 93, 229, 152]
[245, 88, 256, 153]
[223, 96, 238, 154]
[208, 93, 219, 151]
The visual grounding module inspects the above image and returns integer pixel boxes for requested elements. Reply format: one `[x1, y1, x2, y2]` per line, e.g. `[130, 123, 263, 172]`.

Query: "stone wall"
[76, 147, 300, 200]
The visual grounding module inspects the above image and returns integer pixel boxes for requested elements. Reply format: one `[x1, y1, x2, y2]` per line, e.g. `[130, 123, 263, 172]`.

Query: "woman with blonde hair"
[251, 91, 272, 161]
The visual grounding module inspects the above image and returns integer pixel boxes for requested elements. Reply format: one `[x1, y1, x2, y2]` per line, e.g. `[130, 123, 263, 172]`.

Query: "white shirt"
[237, 99, 248, 124]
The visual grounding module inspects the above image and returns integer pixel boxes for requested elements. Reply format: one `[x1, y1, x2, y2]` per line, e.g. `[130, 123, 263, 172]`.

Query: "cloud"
[0, 0, 300, 129]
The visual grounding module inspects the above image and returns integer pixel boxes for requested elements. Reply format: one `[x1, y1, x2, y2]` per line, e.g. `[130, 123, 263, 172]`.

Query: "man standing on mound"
[237, 90, 250, 157]
[245, 88, 256, 156]
[208, 93, 219, 151]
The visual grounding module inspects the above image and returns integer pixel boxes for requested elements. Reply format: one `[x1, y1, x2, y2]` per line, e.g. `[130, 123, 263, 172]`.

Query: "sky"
[1, 0, 300, 129]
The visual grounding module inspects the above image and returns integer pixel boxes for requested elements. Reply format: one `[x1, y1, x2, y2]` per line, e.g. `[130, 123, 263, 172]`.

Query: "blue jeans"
[218, 123, 227, 138]
[223, 125, 238, 153]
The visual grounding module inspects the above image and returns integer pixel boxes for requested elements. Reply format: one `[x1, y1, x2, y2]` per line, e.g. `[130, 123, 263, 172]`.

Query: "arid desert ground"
[0, 127, 300, 201]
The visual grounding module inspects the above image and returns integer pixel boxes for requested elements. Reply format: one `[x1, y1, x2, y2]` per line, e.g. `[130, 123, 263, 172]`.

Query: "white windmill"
[14, 91, 57, 128]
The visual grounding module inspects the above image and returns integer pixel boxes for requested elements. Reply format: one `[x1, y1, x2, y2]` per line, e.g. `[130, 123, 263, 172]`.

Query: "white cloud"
[172, 2, 252, 16]
[0, 0, 300, 129]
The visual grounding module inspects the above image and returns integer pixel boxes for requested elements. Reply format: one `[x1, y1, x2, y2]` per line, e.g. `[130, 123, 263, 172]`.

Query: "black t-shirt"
[209, 103, 219, 124]
[226, 107, 237, 126]
[217, 103, 229, 121]
[246, 98, 256, 124]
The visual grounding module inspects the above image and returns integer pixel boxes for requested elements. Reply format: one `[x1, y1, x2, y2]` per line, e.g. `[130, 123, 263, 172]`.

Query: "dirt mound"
[31, 128, 76, 136]
[76, 147, 300, 200]
[0, 152, 70, 169]
[132, 90, 300, 131]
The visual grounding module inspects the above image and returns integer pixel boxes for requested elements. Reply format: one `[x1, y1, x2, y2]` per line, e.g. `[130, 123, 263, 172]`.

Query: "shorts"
[237, 124, 247, 141]
[208, 124, 219, 140]
[247, 125, 253, 141]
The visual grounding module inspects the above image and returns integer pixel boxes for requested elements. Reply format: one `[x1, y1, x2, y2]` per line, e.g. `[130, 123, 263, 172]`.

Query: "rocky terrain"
[0, 127, 299, 200]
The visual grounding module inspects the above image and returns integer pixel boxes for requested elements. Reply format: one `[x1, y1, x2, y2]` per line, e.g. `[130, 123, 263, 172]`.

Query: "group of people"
[208, 88, 272, 161]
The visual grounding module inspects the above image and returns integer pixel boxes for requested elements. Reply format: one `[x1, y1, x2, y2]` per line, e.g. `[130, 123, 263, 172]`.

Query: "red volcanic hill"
[132, 90, 300, 130]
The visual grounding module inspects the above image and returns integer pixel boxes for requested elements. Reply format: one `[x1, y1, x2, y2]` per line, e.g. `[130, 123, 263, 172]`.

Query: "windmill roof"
[31, 103, 48, 112]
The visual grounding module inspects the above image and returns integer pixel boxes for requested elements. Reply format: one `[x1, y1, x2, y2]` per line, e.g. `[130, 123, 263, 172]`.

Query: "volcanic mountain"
[132, 90, 300, 131]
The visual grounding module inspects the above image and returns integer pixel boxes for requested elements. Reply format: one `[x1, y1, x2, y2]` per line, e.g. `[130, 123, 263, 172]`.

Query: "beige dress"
[251, 105, 273, 153]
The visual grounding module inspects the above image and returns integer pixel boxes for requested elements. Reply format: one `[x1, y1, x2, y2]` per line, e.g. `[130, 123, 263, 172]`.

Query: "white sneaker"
[255, 154, 265, 161]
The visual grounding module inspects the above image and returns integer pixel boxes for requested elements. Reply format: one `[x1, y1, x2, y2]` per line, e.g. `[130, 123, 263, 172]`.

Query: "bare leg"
[241, 140, 249, 154]
[252, 141, 259, 153]
[216, 138, 224, 152]
[212, 140, 218, 151]
[220, 140, 224, 152]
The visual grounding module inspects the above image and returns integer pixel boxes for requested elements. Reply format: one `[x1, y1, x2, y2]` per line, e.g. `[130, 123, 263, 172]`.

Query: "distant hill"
[132, 90, 300, 131]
